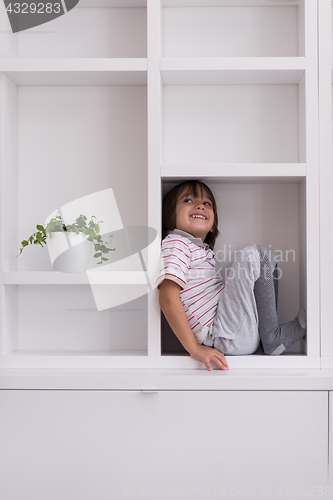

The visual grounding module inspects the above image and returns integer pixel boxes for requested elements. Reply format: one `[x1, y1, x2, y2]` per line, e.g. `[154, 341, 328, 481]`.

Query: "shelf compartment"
[0, 59, 150, 357]
[0, 3, 147, 59]
[0, 77, 148, 273]
[3, 285, 148, 354]
[161, 58, 305, 85]
[162, 2, 304, 58]
[161, 178, 308, 356]
[162, 83, 303, 164]
[161, 163, 306, 182]
[0, 59, 147, 85]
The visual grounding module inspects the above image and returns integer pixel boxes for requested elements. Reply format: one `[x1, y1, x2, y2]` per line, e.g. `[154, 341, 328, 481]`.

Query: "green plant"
[16, 213, 115, 266]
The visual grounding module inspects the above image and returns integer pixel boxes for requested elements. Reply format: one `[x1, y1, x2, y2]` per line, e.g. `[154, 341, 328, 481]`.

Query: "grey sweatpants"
[203, 245, 262, 355]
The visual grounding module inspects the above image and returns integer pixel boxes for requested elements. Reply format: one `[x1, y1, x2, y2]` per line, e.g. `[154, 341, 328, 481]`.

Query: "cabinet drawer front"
[0, 390, 328, 499]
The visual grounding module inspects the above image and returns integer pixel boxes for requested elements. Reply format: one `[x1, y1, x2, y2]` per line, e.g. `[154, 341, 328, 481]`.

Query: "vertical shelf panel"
[162, 3, 300, 57]
[147, 0, 163, 356]
[303, 0, 320, 357]
[0, 74, 18, 356]
[318, 0, 333, 363]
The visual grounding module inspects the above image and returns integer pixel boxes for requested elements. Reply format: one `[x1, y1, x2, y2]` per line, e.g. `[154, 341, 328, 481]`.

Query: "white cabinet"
[0, 0, 327, 369]
[0, 389, 328, 499]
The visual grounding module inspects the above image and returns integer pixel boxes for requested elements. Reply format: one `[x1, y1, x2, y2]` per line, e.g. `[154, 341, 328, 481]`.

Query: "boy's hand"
[189, 344, 229, 372]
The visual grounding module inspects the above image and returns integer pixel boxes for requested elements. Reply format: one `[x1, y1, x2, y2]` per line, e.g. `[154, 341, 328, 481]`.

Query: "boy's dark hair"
[162, 180, 220, 250]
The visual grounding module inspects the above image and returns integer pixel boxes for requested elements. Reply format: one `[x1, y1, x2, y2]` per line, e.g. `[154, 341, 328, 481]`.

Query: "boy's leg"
[254, 246, 306, 355]
[208, 245, 261, 355]
[257, 264, 278, 352]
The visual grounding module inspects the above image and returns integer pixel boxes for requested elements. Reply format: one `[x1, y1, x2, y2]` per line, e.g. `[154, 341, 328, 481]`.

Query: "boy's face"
[175, 187, 215, 241]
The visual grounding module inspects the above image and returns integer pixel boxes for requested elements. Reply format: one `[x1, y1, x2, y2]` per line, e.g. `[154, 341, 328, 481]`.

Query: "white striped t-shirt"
[156, 229, 225, 344]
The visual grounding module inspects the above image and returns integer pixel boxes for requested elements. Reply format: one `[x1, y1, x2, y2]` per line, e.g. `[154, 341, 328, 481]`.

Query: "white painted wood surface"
[0, 0, 327, 369]
[147, 0, 163, 356]
[0, 390, 328, 499]
[318, 0, 333, 358]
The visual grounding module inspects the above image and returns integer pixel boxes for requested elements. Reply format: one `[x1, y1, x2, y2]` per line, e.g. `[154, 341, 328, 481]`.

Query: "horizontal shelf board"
[161, 163, 306, 182]
[162, 1, 302, 6]
[321, 358, 333, 369]
[78, 0, 146, 6]
[0, 353, 320, 371]
[0, 59, 147, 85]
[3, 271, 148, 285]
[161, 58, 305, 85]
[2, 367, 333, 391]
[8, 350, 148, 357]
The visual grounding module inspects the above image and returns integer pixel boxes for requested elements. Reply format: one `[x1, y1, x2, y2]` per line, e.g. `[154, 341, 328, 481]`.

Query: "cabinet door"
[0, 390, 328, 500]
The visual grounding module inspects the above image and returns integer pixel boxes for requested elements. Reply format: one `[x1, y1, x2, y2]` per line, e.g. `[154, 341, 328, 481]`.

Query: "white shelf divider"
[147, 0, 163, 357]
[318, 0, 333, 359]
[303, 0, 320, 358]
[161, 57, 305, 85]
[161, 163, 306, 181]
[0, 59, 148, 85]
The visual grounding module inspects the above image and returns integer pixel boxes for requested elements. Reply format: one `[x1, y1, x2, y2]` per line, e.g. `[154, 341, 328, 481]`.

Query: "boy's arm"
[159, 279, 229, 372]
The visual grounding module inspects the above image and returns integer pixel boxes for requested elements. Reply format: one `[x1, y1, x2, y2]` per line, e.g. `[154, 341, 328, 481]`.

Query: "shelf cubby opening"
[1, 75, 147, 273]
[162, 82, 305, 165]
[161, 0, 305, 59]
[160, 178, 307, 357]
[0, 68, 149, 359]
[0, 1, 147, 59]
[3, 285, 148, 356]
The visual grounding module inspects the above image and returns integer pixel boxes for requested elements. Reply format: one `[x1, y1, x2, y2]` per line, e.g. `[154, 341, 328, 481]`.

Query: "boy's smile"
[175, 189, 215, 241]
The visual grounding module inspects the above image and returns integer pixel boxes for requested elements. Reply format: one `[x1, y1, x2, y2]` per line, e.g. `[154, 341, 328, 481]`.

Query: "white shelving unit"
[0, 0, 323, 369]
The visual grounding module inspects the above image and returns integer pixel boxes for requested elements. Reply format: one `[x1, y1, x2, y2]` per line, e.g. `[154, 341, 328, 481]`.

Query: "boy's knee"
[233, 245, 260, 281]
[256, 244, 274, 261]
[235, 245, 259, 264]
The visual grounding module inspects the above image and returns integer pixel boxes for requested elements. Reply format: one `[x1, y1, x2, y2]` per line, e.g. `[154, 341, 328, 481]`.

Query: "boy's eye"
[183, 198, 212, 206]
